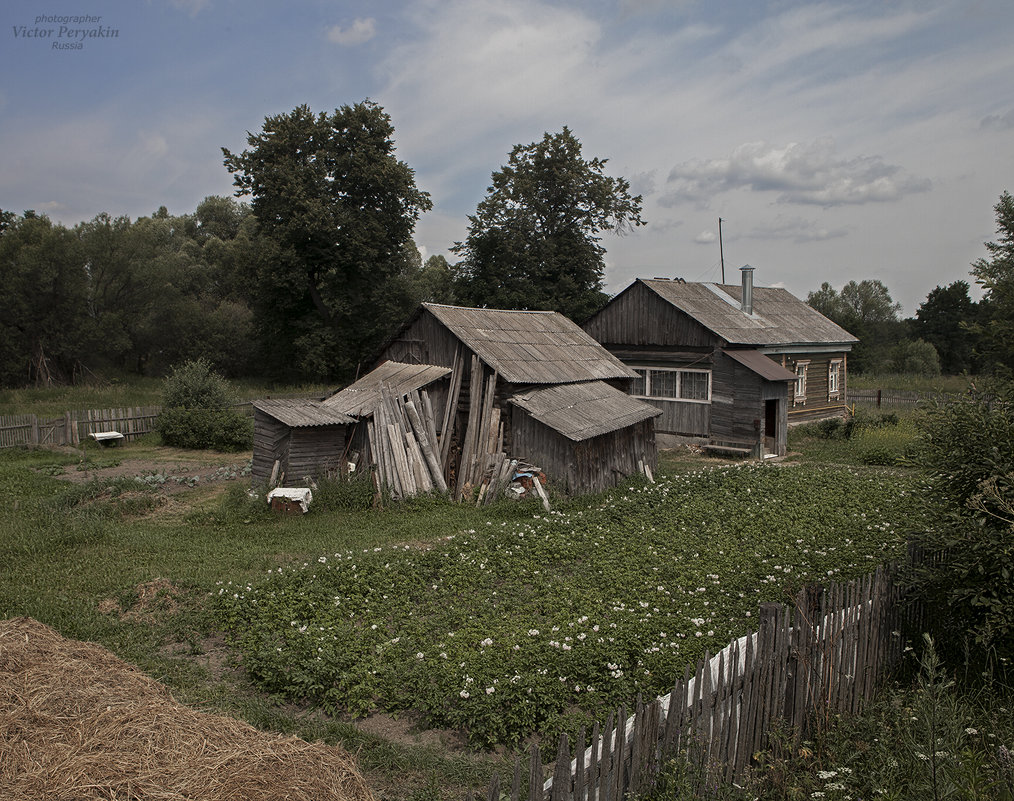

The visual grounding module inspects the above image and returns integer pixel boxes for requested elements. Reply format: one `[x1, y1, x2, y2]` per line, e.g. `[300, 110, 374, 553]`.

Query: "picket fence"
[469, 563, 914, 801]
[848, 388, 935, 409]
[0, 407, 162, 449]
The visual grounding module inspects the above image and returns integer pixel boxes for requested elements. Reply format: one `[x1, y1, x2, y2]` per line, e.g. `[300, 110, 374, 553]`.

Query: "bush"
[156, 359, 252, 451]
[909, 379, 1014, 664]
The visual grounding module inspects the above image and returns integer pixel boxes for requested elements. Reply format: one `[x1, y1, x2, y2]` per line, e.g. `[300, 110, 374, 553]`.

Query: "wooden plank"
[588, 720, 600, 801]
[598, 711, 614, 801]
[440, 344, 464, 468]
[528, 742, 543, 801]
[574, 726, 587, 801]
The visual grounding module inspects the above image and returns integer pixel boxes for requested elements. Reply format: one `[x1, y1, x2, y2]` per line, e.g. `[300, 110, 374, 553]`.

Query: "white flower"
[480, 637, 493, 647]
[416, 652, 424, 659]
[486, 686, 495, 694]
[460, 690, 470, 698]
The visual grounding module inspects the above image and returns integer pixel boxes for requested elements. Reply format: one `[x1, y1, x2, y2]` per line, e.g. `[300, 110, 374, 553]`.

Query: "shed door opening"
[764, 399, 778, 454]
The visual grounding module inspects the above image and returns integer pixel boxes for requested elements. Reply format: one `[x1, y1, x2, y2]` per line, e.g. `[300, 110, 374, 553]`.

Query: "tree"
[913, 281, 979, 374]
[452, 127, 644, 321]
[970, 190, 1014, 372]
[806, 279, 905, 372]
[0, 212, 90, 385]
[223, 102, 432, 380]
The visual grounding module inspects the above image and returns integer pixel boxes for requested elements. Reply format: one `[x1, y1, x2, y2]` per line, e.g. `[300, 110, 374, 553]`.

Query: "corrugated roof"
[252, 398, 355, 428]
[423, 303, 636, 384]
[323, 361, 451, 417]
[640, 279, 858, 347]
[509, 380, 661, 442]
[723, 349, 798, 382]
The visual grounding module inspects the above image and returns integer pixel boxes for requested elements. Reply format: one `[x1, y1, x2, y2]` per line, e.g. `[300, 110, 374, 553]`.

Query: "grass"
[848, 372, 975, 394]
[0, 406, 937, 799]
[0, 374, 333, 417]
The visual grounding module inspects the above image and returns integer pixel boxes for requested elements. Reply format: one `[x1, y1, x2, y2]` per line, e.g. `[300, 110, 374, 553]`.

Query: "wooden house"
[368, 303, 663, 496]
[251, 398, 355, 487]
[582, 268, 858, 457]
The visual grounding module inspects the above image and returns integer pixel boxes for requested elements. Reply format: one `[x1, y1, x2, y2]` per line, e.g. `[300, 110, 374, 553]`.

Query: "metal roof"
[323, 361, 451, 417]
[723, 349, 798, 382]
[509, 380, 661, 442]
[252, 398, 355, 428]
[423, 303, 637, 384]
[640, 279, 858, 347]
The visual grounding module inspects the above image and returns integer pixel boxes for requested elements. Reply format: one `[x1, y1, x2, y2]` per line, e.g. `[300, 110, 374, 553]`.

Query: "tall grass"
[848, 372, 974, 394]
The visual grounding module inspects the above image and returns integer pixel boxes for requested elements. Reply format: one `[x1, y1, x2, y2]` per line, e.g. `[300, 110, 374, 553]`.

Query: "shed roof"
[509, 380, 661, 442]
[639, 279, 858, 348]
[422, 303, 636, 384]
[252, 398, 355, 428]
[323, 361, 451, 417]
[723, 349, 798, 382]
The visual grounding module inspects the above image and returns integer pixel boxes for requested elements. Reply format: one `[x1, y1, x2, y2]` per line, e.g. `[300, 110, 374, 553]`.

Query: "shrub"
[156, 359, 252, 451]
[909, 380, 1014, 664]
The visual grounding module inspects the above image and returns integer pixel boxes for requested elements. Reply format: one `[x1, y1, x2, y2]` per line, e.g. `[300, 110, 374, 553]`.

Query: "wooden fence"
[470, 563, 914, 801]
[0, 407, 162, 448]
[849, 389, 939, 409]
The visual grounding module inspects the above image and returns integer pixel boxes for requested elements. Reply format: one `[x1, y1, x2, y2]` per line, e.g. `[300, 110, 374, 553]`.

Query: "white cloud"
[661, 139, 931, 208]
[694, 230, 716, 244]
[169, 0, 210, 16]
[327, 18, 377, 46]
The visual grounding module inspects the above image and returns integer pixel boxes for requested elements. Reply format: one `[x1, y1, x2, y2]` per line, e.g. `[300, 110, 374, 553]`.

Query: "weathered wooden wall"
[285, 427, 347, 486]
[251, 410, 288, 486]
[511, 414, 656, 495]
[583, 282, 715, 349]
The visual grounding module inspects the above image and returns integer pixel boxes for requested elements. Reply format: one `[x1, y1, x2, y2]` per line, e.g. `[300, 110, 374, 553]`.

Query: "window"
[828, 360, 842, 398]
[794, 361, 809, 404]
[630, 367, 711, 403]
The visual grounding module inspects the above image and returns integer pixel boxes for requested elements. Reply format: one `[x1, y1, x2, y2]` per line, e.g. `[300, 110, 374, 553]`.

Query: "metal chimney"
[740, 265, 755, 315]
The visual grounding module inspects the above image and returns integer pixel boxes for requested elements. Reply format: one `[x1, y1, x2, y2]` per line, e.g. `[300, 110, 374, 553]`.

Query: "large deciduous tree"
[223, 102, 432, 380]
[913, 281, 980, 375]
[970, 190, 1014, 373]
[807, 279, 906, 372]
[452, 127, 644, 321]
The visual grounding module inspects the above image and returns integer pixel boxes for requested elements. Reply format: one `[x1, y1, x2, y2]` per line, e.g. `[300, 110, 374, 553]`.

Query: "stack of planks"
[473, 457, 551, 511]
[454, 356, 504, 501]
[366, 385, 448, 500]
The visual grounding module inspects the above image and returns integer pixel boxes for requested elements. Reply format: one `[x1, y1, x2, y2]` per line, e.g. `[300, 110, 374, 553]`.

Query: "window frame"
[794, 360, 810, 405]
[630, 366, 712, 404]
[828, 359, 842, 399]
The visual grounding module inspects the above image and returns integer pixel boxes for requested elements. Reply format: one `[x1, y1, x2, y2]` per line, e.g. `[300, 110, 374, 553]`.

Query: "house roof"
[323, 361, 451, 417]
[422, 303, 637, 384]
[723, 349, 798, 382]
[252, 398, 355, 428]
[639, 279, 858, 348]
[508, 380, 661, 442]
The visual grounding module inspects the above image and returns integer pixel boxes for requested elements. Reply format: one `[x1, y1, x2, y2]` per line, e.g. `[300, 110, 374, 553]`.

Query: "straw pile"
[0, 617, 376, 801]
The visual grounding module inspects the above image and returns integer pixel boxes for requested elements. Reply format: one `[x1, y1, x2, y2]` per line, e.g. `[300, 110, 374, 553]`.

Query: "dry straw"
[0, 617, 376, 800]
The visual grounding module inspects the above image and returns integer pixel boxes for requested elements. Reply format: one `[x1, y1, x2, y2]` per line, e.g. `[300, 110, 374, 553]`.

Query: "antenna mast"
[718, 217, 725, 283]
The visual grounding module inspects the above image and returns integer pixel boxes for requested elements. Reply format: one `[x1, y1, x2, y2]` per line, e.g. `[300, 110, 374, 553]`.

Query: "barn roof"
[251, 398, 354, 428]
[422, 303, 636, 384]
[323, 361, 451, 417]
[639, 279, 858, 348]
[508, 381, 661, 442]
[723, 349, 798, 382]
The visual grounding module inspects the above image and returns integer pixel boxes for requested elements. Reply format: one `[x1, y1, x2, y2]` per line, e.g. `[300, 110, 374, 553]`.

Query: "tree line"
[2, 98, 1012, 388]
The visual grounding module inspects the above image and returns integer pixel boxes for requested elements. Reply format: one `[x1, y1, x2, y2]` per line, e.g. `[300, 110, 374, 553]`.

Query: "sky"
[3, 0, 1013, 316]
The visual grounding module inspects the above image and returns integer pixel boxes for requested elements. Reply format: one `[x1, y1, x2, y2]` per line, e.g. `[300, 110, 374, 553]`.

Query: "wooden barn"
[361, 303, 663, 497]
[582, 268, 858, 457]
[250, 398, 355, 487]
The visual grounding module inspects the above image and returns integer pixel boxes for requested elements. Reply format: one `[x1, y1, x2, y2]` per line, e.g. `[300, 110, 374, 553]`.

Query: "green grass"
[0, 416, 932, 799]
[0, 375, 333, 416]
[848, 372, 975, 394]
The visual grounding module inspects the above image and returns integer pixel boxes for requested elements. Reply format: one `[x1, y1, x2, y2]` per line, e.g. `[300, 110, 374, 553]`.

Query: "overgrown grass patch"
[215, 463, 928, 748]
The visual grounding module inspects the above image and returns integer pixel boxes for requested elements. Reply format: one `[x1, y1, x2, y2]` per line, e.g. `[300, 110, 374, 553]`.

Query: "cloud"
[748, 216, 850, 244]
[661, 138, 931, 208]
[169, 0, 210, 16]
[327, 18, 377, 46]
[694, 230, 717, 244]
[980, 109, 1014, 130]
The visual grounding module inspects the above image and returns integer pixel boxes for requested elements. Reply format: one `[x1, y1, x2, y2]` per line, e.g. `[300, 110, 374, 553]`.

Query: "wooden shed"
[369, 303, 663, 497]
[251, 398, 355, 488]
[583, 268, 858, 457]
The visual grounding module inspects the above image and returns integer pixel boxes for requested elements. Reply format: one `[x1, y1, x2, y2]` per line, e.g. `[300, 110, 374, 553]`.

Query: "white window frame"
[794, 361, 810, 405]
[828, 359, 842, 399]
[630, 367, 711, 404]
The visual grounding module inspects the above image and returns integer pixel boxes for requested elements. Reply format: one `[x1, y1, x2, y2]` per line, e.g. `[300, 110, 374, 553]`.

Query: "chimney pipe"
[740, 265, 755, 315]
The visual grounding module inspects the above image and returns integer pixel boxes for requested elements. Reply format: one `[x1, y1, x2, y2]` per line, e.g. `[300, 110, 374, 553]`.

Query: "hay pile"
[0, 618, 376, 800]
